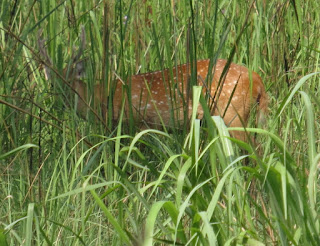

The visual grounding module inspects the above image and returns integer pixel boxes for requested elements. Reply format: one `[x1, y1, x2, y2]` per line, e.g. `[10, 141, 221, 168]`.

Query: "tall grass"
[0, 0, 319, 245]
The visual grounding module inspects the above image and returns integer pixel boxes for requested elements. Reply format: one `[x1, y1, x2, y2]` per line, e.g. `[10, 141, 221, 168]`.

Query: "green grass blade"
[90, 189, 131, 245]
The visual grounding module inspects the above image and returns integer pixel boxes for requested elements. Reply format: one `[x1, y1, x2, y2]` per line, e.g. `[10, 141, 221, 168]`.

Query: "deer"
[111, 59, 268, 141]
[38, 32, 268, 142]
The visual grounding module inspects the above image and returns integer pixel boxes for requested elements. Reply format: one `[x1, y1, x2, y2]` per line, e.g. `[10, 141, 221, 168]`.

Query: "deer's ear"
[37, 37, 53, 81]
[74, 60, 86, 79]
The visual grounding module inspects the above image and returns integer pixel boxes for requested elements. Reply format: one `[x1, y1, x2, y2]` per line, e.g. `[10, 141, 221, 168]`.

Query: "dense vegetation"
[0, 0, 319, 245]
